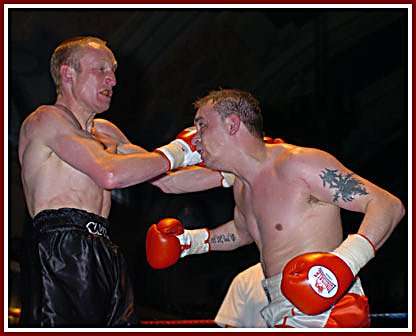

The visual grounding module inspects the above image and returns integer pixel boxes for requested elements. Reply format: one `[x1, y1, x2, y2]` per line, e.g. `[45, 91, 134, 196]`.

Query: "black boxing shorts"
[20, 208, 137, 327]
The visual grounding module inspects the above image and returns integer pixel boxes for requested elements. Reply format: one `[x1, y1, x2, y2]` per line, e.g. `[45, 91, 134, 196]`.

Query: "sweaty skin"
[18, 42, 167, 218]
[193, 101, 404, 278]
[231, 144, 343, 277]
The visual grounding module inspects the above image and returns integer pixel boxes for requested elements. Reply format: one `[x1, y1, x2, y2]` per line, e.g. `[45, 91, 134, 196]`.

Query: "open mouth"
[100, 89, 112, 98]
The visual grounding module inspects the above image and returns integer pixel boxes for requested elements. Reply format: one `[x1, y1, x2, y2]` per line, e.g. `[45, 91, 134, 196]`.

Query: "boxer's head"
[193, 89, 263, 140]
[193, 89, 263, 169]
[50, 36, 116, 96]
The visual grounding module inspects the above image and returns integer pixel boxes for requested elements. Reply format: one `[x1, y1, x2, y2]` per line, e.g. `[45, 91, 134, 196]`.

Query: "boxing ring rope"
[140, 319, 216, 326]
[8, 308, 408, 327]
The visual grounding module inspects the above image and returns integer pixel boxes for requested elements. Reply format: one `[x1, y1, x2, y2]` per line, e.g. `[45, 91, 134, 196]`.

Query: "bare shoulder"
[93, 118, 129, 142]
[21, 105, 75, 135]
[18, 105, 68, 162]
[21, 105, 60, 137]
[19, 105, 83, 154]
[93, 118, 117, 129]
[290, 145, 333, 162]
[275, 144, 336, 175]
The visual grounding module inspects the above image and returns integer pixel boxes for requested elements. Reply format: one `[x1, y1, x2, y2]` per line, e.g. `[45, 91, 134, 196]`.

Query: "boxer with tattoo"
[146, 89, 405, 328]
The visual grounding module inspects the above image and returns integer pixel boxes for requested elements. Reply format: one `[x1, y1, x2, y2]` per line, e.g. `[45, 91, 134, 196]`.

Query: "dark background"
[8, 7, 408, 327]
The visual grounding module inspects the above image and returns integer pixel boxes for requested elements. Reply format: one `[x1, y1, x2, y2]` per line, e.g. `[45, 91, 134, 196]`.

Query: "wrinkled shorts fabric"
[260, 272, 370, 328]
[20, 208, 137, 327]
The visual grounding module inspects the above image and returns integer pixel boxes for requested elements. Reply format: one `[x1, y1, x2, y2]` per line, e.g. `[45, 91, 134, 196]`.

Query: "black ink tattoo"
[210, 233, 236, 244]
[319, 168, 369, 203]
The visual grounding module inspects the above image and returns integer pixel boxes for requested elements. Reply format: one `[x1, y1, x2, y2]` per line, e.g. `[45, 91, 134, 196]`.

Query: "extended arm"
[146, 206, 252, 269]
[21, 108, 172, 190]
[209, 207, 253, 251]
[52, 126, 168, 190]
[151, 166, 235, 193]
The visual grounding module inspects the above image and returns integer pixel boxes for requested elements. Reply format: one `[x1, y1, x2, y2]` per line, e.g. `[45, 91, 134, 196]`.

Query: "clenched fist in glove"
[263, 136, 284, 144]
[146, 218, 210, 269]
[156, 127, 202, 170]
[281, 234, 375, 315]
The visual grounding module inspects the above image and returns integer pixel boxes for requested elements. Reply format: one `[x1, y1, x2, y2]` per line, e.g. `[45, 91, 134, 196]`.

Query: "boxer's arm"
[281, 147, 404, 315]
[146, 212, 251, 269]
[296, 147, 405, 250]
[151, 166, 225, 193]
[209, 207, 253, 251]
[34, 108, 169, 189]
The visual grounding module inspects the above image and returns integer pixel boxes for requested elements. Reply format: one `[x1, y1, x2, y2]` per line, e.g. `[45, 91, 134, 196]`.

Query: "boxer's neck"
[55, 103, 94, 134]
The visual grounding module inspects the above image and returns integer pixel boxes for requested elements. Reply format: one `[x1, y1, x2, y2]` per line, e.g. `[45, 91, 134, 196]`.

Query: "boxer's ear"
[225, 114, 241, 136]
[60, 64, 76, 84]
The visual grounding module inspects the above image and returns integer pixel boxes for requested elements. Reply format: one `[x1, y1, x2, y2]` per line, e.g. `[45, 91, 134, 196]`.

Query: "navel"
[275, 223, 283, 231]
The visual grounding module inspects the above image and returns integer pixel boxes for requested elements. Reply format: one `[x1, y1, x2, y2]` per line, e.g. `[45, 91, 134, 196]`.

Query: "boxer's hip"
[33, 207, 109, 239]
[24, 208, 136, 326]
[260, 272, 369, 328]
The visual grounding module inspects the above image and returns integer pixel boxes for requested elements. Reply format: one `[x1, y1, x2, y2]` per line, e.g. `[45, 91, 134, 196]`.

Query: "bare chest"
[234, 169, 309, 239]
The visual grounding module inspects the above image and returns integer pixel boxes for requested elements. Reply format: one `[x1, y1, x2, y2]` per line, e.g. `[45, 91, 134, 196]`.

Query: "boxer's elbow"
[92, 162, 123, 190]
[94, 170, 119, 190]
[393, 196, 406, 226]
[383, 195, 405, 235]
[237, 231, 254, 247]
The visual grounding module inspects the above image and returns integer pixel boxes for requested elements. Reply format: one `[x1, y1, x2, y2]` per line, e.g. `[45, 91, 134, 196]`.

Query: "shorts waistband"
[33, 208, 109, 239]
[262, 272, 283, 303]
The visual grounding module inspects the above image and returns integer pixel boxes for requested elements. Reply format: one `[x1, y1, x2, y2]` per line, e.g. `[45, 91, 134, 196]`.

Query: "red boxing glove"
[146, 218, 184, 269]
[263, 136, 284, 144]
[273, 137, 284, 144]
[146, 218, 210, 269]
[281, 234, 375, 315]
[281, 252, 354, 315]
[176, 127, 199, 152]
[176, 126, 207, 167]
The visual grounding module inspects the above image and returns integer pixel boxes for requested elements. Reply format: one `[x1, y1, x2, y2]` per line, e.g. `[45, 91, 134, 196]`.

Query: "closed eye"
[196, 122, 206, 130]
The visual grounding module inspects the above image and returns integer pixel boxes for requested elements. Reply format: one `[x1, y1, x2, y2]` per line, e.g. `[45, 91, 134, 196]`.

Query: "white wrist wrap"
[157, 139, 201, 170]
[178, 228, 210, 257]
[332, 234, 375, 276]
[220, 172, 235, 188]
[156, 140, 185, 170]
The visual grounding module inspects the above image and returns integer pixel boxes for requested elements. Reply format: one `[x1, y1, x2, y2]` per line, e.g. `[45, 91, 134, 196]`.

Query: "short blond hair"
[50, 36, 109, 95]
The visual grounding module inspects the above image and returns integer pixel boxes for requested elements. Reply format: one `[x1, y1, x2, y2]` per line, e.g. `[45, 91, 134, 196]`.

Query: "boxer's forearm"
[151, 166, 222, 193]
[116, 143, 148, 154]
[357, 191, 405, 250]
[209, 220, 253, 251]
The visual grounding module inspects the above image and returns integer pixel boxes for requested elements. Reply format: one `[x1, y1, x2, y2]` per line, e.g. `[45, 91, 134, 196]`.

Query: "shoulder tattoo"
[319, 168, 369, 203]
